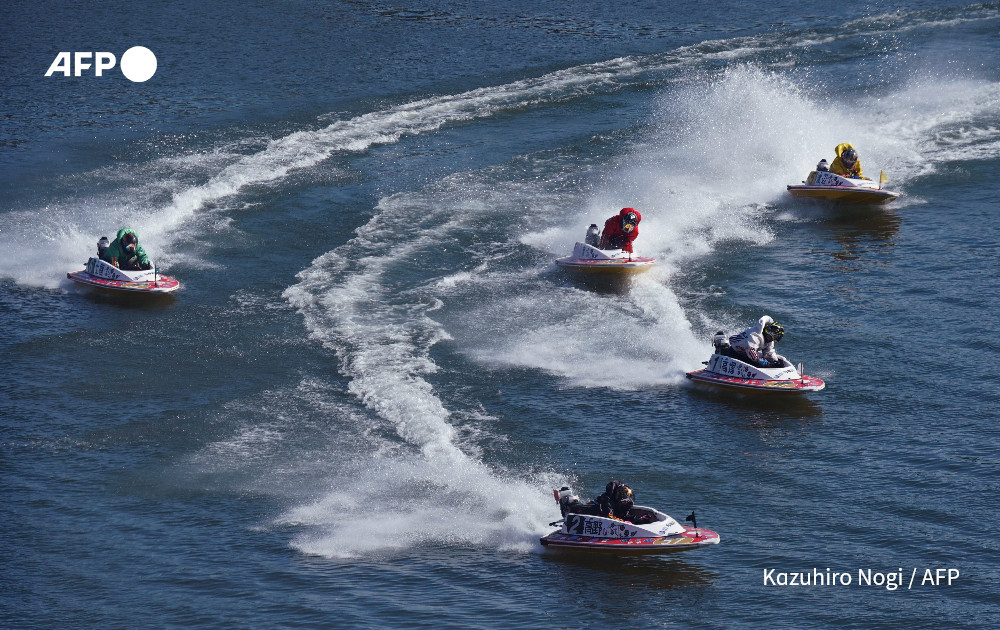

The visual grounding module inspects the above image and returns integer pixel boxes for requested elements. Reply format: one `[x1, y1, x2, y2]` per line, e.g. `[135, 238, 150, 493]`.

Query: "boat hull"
[686, 368, 825, 392]
[67, 270, 180, 293]
[555, 241, 654, 274]
[540, 526, 719, 554]
[67, 258, 180, 294]
[787, 170, 900, 204]
[786, 185, 900, 203]
[554, 257, 655, 274]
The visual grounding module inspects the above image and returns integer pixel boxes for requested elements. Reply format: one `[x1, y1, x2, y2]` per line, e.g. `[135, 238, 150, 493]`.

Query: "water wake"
[5, 3, 997, 289]
[8, 4, 1000, 558]
[279, 41, 1000, 556]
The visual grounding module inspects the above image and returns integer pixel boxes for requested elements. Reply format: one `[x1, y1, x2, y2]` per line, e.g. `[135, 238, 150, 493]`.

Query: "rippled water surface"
[3, 1, 999, 628]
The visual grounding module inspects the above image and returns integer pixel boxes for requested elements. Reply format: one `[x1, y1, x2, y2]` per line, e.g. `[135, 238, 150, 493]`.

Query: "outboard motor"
[97, 236, 110, 258]
[816, 159, 829, 172]
[713, 330, 730, 353]
[584, 224, 600, 247]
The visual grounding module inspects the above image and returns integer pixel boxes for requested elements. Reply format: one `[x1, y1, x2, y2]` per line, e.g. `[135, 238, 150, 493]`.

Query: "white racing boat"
[67, 238, 179, 294]
[539, 487, 720, 554]
[554, 224, 654, 274]
[686, 352, 825, 393]
[787, 170, 900, 204]
[68, 257, 179, 294]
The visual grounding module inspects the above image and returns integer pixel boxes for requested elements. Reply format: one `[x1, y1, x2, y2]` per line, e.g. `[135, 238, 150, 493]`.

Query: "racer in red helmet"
[598, 207, 642, 253]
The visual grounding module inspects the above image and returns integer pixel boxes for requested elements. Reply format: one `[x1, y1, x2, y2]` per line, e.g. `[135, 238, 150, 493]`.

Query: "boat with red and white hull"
[67, 257, 179, 294]
[686, 353, 825, 393]
[539, 488, 719, 554]
[555, 223, 654, 274]
[554, 241, 654, 274]
[787, 170, 900, 204]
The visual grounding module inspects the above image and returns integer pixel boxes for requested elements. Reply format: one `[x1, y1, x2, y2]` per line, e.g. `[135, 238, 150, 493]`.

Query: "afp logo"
[45, 46, 157, 82]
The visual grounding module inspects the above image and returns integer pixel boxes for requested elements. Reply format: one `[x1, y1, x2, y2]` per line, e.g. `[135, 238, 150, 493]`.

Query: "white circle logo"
[119, 46, 157, 82]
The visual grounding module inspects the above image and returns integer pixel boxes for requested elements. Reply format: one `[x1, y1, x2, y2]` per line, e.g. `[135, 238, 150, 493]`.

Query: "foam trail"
[277, 455, 559, 559]
[273, 18, 998, 555]
[517, 66, 1000, 383]
[5, 3, 997, 287]
[208, 14, 1000, 559]
[281, 186, 583, 557]
[286, 66, 1000, 396]
[1, 54, 670, 288]
[276, 159, 717, 552]
[180, 376, 560, 558]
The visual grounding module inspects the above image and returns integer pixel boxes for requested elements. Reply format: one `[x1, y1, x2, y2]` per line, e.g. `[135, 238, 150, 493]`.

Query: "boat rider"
[101, 228, 153, 270]
[829, 143, 869, 179]
[598, 207, 641, 253]
[559, 480, 639, 522]
[595, 480, 635, 520]
[714, 315, 787, 368]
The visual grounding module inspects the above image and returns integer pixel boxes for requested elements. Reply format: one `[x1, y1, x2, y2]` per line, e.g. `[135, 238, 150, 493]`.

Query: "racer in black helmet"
[763, 321, 784, 343]
[830, 143, 867, 179]
[724, 316, 787, 368]
[597, 480, 634, 520]
[100, 228, 152, 270]
[598, 207, 642, 253]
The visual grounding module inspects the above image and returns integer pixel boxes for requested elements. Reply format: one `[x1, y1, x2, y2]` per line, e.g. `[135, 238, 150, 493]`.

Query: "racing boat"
[68, 257, 179, 294]
[787, 169, 900, 204]
[686, 352, 825, 393]
[67, 238, 179, 294]
[539, 487, 720, 554]
[554, 224, 654, 274]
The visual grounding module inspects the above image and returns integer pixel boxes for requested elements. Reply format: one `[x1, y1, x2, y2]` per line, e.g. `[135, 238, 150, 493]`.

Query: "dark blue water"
[3, 1, 1000, 627]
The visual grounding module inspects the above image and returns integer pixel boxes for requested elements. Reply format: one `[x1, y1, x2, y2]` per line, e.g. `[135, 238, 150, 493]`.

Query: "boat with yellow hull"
[555, 241, 654, 274]
[787, 170, 900, 204]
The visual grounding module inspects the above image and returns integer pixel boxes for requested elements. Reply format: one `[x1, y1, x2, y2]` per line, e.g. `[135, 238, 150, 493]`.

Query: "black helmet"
[621, 211, 638, 232]
[764, 321, 784, 342]
[122, 232, 138, 252]
[842, 148, 858, 167]
[613, 485, 634, 515]
[616, 484, 634, 503]
[606, 481, 632, 502]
